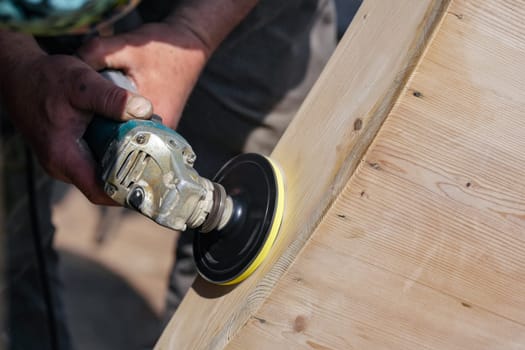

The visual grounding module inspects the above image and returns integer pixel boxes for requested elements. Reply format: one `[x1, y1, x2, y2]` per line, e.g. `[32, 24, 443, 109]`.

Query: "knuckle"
[102, 86, 128, 117]
[43, 100, 69, 128]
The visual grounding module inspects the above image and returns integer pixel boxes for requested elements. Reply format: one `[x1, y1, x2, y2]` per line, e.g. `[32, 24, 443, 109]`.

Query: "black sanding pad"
[193, 153, 284, 285]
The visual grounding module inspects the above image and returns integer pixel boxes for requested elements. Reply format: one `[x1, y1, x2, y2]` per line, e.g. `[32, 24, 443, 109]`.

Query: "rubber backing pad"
[194, 153, 285, 285]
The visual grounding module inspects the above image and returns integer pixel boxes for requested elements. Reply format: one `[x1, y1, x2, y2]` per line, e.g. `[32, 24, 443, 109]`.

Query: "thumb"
[67, 67, 153, 121]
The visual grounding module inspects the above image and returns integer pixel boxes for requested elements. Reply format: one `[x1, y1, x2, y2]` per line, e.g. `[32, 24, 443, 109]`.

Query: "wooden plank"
[154, 0, 450, 349]
[227, 0, 525, 348]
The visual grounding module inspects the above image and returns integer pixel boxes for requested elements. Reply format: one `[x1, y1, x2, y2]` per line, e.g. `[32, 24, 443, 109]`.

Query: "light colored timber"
[226, 0, 525, 348]
[155, 0, 450, 349]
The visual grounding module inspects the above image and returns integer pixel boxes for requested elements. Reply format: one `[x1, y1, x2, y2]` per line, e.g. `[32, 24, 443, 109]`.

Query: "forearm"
[166, 0, 259, 58]
[0, 31, 46, 99]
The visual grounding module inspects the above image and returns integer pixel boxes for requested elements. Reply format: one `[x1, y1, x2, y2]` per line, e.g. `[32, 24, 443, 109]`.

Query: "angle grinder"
[83, 71, 285, 285]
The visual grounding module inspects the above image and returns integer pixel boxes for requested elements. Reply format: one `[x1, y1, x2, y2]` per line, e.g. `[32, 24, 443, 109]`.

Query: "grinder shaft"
[197, 182, 234, 233]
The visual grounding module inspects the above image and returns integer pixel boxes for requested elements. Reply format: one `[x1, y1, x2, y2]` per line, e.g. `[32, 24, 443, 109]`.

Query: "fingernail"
[127, 95, 152, 118]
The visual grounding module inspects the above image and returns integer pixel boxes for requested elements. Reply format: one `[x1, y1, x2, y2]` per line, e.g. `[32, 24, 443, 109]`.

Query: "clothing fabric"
[0, 0, 337, 348]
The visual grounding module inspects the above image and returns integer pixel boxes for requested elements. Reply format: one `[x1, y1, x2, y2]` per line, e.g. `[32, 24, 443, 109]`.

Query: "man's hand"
[78, 0, 259, 129]
[78, 22, 209, 128]
[0, 33, 153, 205]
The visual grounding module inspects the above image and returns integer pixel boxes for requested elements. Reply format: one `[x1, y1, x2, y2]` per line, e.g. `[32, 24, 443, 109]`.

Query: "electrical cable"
[25, 146, 59, 350]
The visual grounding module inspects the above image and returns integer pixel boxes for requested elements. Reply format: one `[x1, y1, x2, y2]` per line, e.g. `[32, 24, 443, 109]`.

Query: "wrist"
[164, 14, 214, 59]
[154, 20, 213, 65]
[165, 0, 258, 57]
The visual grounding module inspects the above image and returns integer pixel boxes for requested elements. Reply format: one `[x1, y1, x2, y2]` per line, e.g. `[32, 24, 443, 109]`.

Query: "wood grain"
[154, 0, 450, 349]
[227, 0, 525, 348]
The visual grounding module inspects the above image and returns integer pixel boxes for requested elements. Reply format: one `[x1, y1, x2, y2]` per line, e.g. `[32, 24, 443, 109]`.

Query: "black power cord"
[25, 146, 59, 350]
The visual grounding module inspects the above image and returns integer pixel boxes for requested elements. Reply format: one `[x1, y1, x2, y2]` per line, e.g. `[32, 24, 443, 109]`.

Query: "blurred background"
[52, 182, 174, 349]
[51, 1, 362, 349]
